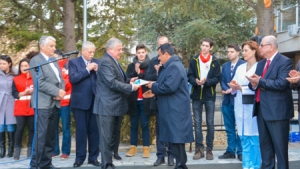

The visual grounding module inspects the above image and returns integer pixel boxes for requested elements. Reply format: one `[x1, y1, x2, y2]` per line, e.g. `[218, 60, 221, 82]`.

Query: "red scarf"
[199, 52, 211, 63]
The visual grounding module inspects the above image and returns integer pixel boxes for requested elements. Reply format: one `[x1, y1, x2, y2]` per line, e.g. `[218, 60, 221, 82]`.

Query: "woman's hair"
[0, 55, 14, 75]
[26, 51, 39, 60]
[18, 58, 30, 75]
[242, 41, 264, 61]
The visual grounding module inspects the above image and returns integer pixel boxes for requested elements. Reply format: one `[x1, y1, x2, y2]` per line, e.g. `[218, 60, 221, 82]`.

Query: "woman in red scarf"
[12, 58, 34, 160]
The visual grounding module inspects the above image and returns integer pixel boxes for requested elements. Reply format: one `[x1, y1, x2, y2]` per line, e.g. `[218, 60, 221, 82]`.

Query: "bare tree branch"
[50, 0, 65, 17]
[243, 0, 257, 10]
[11, 0, 66, 37]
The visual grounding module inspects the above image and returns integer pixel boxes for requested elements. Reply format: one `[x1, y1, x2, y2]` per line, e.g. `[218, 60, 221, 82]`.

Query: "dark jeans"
[15, 116, 34, 148]
[155, 111, 173, 159]
[130, 100, 150, 146]
[192, 100, 215, 150]
[30, 107, 58, 168]
[221, 102, 242, 155]
[54, 106, 71, 155]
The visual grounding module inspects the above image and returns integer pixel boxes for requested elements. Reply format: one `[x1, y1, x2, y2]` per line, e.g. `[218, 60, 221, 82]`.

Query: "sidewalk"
[1, 139, 300, 169]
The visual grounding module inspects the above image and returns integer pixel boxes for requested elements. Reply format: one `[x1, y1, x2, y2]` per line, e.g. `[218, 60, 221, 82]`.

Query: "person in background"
[26, 51, 39, 60]
[146, 43, 194, 169]
[219, 44, 244, 161]
[187, 38, 221, 160]
[125, 44, 152, 158]
[144, 36, 175, 167]
[0, 55, 16, 158]
[228, 41, 263, 169]
[12, 58, 34, 160]
[53, 49, 72, 159]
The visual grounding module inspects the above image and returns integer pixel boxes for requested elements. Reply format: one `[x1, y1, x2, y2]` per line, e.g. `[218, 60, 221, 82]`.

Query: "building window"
[277, 0, 299, 32]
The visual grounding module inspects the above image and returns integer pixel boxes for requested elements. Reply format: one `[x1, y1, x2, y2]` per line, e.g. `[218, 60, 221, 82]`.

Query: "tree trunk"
[256, 0, 276, 36]
[63, 0, 77, 58]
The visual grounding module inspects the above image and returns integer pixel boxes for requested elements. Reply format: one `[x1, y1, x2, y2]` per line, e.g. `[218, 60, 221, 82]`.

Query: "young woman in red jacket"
[12, 58, 34, 160]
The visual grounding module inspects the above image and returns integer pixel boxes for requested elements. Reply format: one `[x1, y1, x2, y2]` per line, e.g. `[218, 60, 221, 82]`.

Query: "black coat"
[126, 62, 154, 116]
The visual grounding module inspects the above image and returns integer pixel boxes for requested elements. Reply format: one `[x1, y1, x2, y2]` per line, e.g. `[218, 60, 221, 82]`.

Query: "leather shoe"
[153, 158, 165, 166]
[73, 161, 83, 168]
[168, 154, 175, 166]
[88, 160, 101, 167]
[238, 154, 242, 161]
[113, 153, 122, 160]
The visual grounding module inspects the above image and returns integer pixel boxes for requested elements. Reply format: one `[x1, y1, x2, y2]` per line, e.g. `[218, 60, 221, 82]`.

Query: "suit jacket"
[93, 52, 132, 116]
[69, 56, 100, 110]
[249, 52, 294, 121]
[221, 59, 245, 105]
[30, 53, 65, 109]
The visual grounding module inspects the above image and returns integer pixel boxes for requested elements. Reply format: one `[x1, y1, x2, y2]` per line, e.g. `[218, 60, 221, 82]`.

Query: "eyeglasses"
[259, 43, 271, 47]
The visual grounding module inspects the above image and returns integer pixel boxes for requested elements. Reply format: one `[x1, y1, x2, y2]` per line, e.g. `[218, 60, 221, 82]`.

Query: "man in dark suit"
[247, 35, 294, 169]
[93, 38, 140, 169]
[69, 41, 100, 168]
[219, 44, 244, 160]
[30, 36, 66, 169]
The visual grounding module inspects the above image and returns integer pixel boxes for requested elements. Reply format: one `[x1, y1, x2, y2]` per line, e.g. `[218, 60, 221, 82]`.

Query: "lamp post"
[83, 0, 87, 42]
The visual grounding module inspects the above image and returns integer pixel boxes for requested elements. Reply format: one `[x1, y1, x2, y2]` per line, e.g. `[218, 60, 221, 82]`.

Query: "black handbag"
[242, 94, 255, 104]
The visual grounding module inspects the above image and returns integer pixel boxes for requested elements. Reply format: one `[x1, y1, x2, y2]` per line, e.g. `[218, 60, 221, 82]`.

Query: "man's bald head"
[157, 36, 169, 47]
[263, 35, 278, 49]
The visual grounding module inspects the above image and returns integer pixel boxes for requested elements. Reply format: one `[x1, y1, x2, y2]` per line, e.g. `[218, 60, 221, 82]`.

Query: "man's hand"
[143, 90, 155, 98]
[87, 62, 98, 71]
[132, 84, 141, 91]
[228, 80, 242, 91]
[130, 77, 138, 84]
[135, 63, 140, 74]
[221, 88, 232, 94]
[196, 78, 206, 86]
[286, 76, 300, 83]
[246, 74, 260, 88]
[57, 89, 66, 100]
[154, 63, 162, 75]
[146, 81, 154, 89]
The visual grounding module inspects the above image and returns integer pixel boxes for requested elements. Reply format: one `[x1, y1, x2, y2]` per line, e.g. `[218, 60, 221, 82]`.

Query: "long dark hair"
[18, 58, 30, 75]
[0, 55, 14, 75]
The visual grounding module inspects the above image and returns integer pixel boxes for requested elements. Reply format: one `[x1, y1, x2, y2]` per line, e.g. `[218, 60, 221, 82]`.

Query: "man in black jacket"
[144, 36, 175, 166]
[187, 38, 221, 161]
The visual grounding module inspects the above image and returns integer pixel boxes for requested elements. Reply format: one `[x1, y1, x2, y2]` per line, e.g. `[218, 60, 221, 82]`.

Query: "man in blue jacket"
[187, 38, 221, 160]
[219, 44, 244, 161]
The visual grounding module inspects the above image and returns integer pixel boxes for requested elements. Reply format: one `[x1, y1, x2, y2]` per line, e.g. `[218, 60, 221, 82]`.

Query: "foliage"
[136, 0, 255, 66]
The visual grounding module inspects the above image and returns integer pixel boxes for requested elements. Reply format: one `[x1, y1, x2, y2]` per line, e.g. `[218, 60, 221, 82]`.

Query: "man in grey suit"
[29, 36, 66, 169]
[94, 38, 140, 169]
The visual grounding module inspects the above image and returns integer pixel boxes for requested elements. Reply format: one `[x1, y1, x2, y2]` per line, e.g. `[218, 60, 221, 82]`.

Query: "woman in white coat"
[228, 41, 263, 169]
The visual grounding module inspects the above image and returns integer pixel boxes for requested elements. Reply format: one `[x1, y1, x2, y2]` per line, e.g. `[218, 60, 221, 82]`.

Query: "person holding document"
[228, 41, 263, 169]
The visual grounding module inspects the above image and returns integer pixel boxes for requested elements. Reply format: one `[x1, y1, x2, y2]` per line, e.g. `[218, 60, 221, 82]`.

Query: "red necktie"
[256, 60, 270, 102]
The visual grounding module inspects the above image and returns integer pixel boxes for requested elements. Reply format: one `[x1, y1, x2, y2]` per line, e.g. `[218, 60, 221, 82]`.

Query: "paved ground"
[1, 142, 299, 169]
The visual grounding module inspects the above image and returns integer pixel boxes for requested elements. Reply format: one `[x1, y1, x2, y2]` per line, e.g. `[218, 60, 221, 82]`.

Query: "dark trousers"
[15, 116, 34, 148]
[30, 107, 58, 168]
[113, 116, 122, 153]
[257, 104, 290, 169]
[97, 115, 122, 169]
[172, 143, 188, 169]
[73, 108, 99, 163]
[155, 112, 173, 159]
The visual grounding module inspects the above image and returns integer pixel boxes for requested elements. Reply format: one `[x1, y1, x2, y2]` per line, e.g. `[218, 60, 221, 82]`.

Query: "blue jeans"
[192, 100, 215, 150]
[222, 102, 242, 155]
[54, 106, 71, 155]
[0, 118, 15, 132]
[130, 101, 150, 146]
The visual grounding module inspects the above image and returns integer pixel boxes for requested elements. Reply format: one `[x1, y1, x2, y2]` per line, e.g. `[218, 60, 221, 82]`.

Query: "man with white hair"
[69, 41, 100, 168]
[93, 38, 140, 169]
[247, 35, 294, 169]
[30, 36, 66, 169]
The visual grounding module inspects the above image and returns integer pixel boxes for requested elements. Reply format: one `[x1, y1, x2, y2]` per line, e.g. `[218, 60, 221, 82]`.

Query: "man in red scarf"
[187, 38, 221, 161]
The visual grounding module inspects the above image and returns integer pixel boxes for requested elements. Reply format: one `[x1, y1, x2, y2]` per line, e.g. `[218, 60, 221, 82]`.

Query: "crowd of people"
[0, 35, 298, 169]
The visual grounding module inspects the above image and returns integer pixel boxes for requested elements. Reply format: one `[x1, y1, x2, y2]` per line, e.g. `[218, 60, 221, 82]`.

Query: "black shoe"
[88, 160, 101, 167]
[237, 154, 242, 161]
[73, 161, 83, 168]
[167, 154, 175, 166]
[218, 151, 236, 159]
[153, 158, 165, 166]
[114, 153, 122, 160]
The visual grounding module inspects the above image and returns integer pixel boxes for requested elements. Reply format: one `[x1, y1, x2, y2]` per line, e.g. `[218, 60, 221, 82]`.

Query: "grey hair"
[265, 35, 278, 49]
[106, 38, 122, 51]
[82, 41, 95, 50]
[157, 36, 169, 44]
[39, 36, 56, 48]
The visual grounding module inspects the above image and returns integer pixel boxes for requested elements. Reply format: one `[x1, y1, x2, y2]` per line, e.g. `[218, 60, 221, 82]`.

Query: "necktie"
[230, 65, 234, 77]
[256, 60, 270, 102]
[117, 63, 126, 80]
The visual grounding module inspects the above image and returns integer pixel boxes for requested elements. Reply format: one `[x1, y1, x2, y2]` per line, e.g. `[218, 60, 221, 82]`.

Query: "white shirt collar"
[268, 51, 278, 62]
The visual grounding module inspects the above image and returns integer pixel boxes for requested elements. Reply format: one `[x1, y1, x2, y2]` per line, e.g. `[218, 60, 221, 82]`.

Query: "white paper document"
[134, 79, 149, 85]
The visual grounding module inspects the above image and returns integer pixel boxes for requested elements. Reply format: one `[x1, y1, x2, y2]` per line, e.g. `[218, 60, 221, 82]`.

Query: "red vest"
[13, 73, 34, 116]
